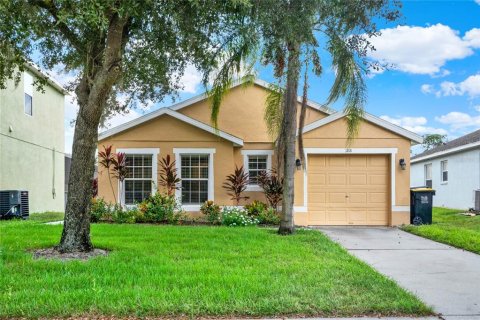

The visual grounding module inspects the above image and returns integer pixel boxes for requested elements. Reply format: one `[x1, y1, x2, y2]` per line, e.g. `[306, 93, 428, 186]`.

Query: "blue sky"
[57, 0, 480, 154]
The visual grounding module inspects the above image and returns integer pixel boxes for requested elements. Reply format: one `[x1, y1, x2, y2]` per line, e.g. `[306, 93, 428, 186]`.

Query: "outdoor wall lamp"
[399, 158, 407, 170]
[295, 158, 302, 170]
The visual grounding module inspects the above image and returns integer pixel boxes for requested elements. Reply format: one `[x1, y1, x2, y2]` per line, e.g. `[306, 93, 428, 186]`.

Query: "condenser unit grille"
[0, 192, 9, 215]
[21, 191, 29, 215]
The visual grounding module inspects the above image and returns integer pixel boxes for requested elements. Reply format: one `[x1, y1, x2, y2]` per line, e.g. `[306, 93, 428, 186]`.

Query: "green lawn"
[28, 211, 65, 223]
[403, 207, 480, 254]
[0, 219, 430, 318]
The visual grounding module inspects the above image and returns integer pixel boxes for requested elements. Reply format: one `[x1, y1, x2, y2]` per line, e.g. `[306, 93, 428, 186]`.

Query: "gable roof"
[411, 129, 480, 163]
[98, 108, 244, 146]
[300, 110, 423, 144]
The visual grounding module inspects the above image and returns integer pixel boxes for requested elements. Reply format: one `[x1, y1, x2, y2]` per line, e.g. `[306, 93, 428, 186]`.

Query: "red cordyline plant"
[112, 152, 128, 207]
[98, 146, 129, 206]
[158, 154, 181, 196]
[98, 145, 117, 203]
[257, 169, 283, 209]
[223, 165, 249, 206]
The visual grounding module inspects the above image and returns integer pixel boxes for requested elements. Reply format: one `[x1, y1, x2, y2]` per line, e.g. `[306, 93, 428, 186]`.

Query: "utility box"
[410, 188, 435, 225]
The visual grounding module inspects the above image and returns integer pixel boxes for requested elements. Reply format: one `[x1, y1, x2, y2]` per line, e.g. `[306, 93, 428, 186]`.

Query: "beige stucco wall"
[0, 70, 65, 213]
[98, 84, 412, 226]
[178, 84, 328, 142]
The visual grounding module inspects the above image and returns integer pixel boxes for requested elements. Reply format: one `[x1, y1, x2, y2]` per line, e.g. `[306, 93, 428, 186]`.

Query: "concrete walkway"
[317, 227, 480, 320]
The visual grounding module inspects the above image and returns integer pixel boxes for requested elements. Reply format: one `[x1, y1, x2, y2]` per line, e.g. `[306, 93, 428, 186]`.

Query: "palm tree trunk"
[278, 42, 300, 235]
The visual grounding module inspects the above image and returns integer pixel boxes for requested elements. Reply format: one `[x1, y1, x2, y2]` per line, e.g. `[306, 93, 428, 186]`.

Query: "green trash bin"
[410, 188, 436, 225]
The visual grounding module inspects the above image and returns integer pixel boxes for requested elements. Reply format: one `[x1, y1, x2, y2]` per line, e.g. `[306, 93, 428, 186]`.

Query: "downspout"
[52, 147, 56, 199]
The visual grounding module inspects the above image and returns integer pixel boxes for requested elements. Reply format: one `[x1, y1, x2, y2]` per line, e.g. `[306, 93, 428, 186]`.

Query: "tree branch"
[28, 0, 84, 52]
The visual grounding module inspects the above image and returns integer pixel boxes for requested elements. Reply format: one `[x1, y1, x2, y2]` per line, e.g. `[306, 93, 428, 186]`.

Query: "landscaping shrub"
[221, 207, 259, 226]
[258, 207, 281, 225]
[222, 166, 249, 205]
[138, 193, 184, 223]
[200, 200, 221, 224]
[90, 198, 110, 222]
[244, 200, 268, 217]
[112, 205, 136, 224]
[257, 170, 283, 208]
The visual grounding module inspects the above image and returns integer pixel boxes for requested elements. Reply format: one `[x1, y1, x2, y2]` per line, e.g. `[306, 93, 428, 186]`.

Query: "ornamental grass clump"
[221, 207, 259, 227]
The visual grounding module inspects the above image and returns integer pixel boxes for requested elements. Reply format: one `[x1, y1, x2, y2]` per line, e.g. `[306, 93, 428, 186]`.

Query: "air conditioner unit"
[475, 190, 480, 212]
[0, 190, 29, 219]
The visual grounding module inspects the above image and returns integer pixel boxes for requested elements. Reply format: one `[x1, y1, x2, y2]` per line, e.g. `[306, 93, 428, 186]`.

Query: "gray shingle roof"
[412, 129, 480, 160]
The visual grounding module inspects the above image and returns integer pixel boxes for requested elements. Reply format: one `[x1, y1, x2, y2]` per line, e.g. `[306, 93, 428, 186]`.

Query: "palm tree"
[209, 0, 400, 234]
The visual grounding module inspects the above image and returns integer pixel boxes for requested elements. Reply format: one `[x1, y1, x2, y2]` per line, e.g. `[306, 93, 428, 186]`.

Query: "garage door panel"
[349, 173, 367, 185]
[369, 192, 388, 203]
[327, 156, 347, 167]
[369, 174, 388, 185]
[327, 192, 348, 204]
[349, 192, 367, 204]
[327, 210, 347, 223]
[349, 156, 367, 167]
[307, 154, 389, 226]
[348, 209, 368, 224]
[309, 192, 326, 204]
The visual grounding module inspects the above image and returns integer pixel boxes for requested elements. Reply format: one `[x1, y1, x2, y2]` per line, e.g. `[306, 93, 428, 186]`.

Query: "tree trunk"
[57, 13, 129, 253]
[278, 43, 300, 235]
[56, 105, 98, 252]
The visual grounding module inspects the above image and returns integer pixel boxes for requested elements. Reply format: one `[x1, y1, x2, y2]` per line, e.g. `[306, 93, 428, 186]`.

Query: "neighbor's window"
[24, 93, 33, 116]
[424, 163, 432, 188]
[124, 154, 153, 205]
[24, 72, 33, 116]
[247, 155, 268, 185]
[180, 154, 209, 204]
[441, 160, 448, 183]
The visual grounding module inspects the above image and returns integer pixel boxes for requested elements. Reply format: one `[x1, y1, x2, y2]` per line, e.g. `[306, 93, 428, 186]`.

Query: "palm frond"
[264, 83, 284, 140]
[326, 32, 367, 144]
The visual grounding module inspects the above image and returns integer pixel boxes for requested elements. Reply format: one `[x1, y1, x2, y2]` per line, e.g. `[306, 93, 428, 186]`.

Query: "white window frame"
[174, 148, 215, 211]
[424, 163, 432, 188]
[116, 148, 159, 206]
[24, 71, 33, 116]
[440, 160, 448, 184]
[241, 150, 273, 191]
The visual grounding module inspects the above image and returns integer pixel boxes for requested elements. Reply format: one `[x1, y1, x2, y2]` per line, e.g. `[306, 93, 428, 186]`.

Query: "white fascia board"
[411, 141, 480, 163]
[299, 111, 423, 144]
[24, 62, 69, 95]
[98, 108, 243, 146]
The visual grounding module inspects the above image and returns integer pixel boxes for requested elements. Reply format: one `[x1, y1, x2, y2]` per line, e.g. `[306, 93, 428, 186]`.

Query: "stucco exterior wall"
[178, 84, 328, 142]
[411, 148, 480, 210]
[0, 71, 65, 213]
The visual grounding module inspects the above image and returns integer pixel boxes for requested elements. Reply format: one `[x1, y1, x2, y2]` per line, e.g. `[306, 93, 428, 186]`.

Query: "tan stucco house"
[97, 79, 422, 226]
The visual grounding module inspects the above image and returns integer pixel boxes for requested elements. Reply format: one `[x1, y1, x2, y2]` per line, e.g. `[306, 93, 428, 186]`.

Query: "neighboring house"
[411, 129, 480, 210]
[97, 79, 422, 226]
[0, 64, 67, 213]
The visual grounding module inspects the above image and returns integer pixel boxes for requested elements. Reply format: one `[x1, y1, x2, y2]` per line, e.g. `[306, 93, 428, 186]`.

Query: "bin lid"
[411, 187, 435, 192]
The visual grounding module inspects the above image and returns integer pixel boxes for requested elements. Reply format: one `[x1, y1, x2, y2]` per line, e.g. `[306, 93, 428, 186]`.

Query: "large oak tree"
[0, 0, 253, 252]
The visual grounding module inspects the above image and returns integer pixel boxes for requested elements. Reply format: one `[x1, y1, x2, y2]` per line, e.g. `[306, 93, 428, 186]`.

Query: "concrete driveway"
[317, 227, 480, 320]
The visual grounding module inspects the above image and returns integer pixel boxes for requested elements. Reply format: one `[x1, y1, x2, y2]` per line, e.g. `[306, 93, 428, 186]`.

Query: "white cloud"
[435, 111, 480, 130]
[380, 115, 448, 135]
[369, 24, 478, 75]
[179, 64, 203, 94]
[421, 84, 434, 94]
[435, 74, 480, 98]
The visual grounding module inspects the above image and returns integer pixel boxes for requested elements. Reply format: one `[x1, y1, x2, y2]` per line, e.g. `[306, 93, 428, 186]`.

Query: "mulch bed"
[32, 248, 109, 261]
